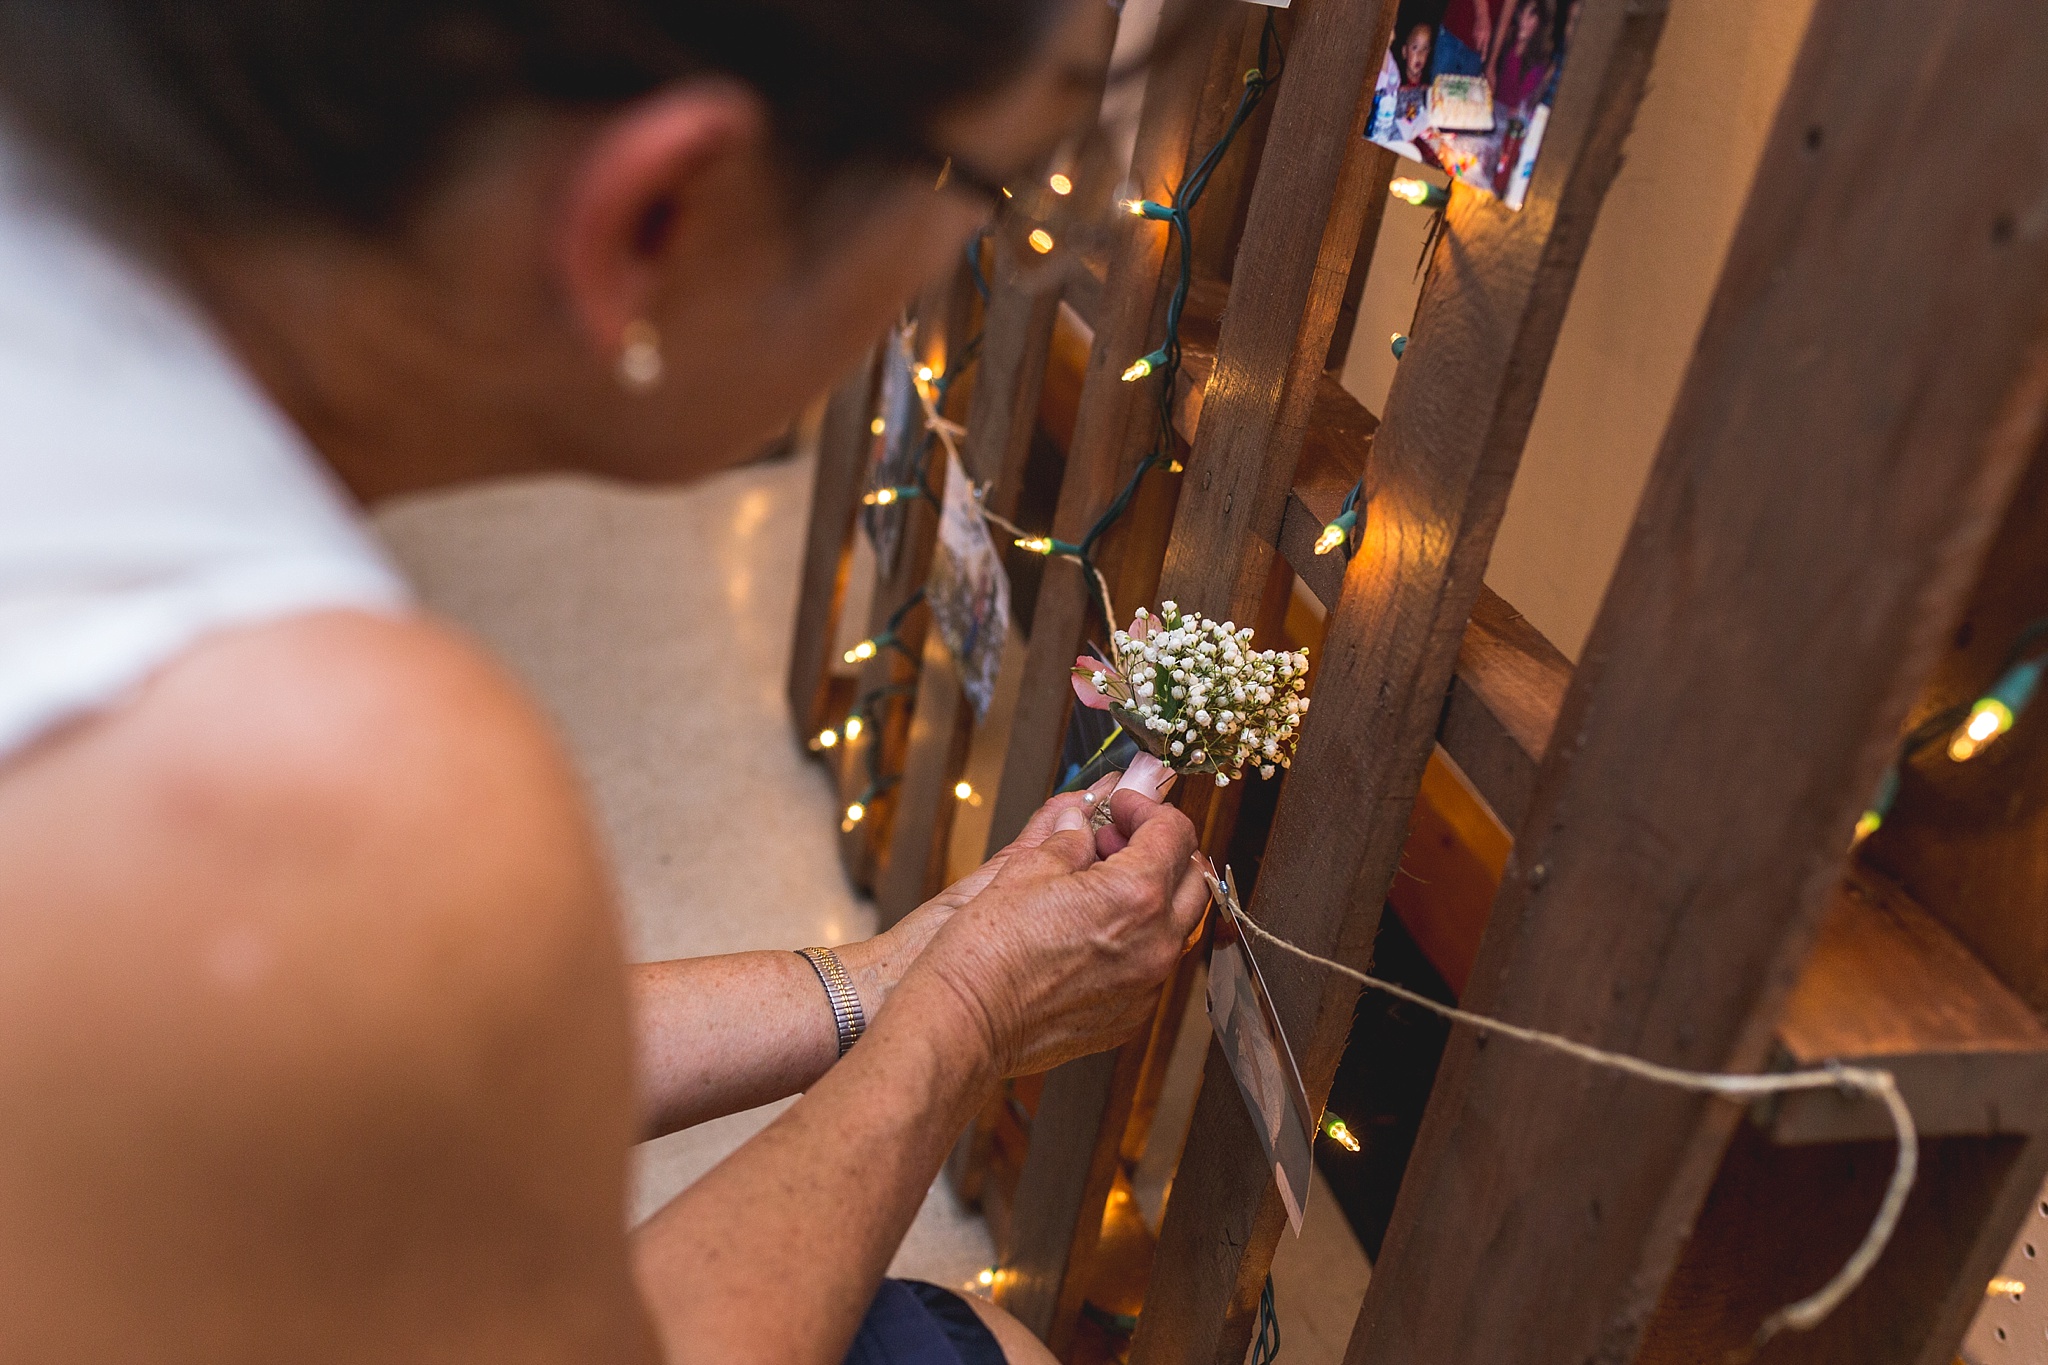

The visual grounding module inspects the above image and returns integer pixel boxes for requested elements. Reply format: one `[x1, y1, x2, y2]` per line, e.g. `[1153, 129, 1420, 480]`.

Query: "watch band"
[796, 946, 867, 1058]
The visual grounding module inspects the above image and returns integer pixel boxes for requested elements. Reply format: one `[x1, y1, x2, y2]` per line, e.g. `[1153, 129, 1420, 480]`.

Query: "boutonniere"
[1072, 601, 1311, 808]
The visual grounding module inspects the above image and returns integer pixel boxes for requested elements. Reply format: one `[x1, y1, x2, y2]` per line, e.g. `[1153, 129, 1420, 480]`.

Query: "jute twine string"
[1214, 877, 1916, 1352]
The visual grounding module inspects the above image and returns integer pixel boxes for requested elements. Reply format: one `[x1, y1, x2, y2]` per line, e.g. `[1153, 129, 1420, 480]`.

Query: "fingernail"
[1055, 807, 1090, 834]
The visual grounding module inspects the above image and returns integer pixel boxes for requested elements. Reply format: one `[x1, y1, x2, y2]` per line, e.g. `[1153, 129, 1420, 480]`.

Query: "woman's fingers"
[1169, 854, 1212, 941]
[1027, 803, 1101, 877]
[1005, 773, 1119, 856]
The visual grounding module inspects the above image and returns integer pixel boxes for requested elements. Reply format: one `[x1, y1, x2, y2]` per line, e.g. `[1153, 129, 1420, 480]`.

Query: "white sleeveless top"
[0, 133, 410, 764]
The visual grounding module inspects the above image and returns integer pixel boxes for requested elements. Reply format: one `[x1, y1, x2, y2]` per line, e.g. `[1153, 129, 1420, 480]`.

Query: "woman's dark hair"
[0, 0, 1067, 232]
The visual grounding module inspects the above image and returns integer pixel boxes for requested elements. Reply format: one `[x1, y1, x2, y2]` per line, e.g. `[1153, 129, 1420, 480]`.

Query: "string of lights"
[835, 271, 993, 826]
[827, 587, 928, 831]
[1002, 13, 1285, 637]
[836, 15, 1286, 827]
[1314, 333, 1408, 561]
[1854, 613, 2046, 843]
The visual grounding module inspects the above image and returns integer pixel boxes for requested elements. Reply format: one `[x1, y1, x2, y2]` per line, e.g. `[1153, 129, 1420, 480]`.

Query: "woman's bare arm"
[635, 793, 1208, 1365]
[0, 612, 1203, 1365]
[630, 778, 1113, 1137]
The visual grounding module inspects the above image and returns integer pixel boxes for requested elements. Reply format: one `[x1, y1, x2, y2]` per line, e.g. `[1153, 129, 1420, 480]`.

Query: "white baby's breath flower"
[1095, 602, 1312, 784]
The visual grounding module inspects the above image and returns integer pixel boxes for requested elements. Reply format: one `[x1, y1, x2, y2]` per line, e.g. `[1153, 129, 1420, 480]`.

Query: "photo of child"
[1367, 0, 1584, 209]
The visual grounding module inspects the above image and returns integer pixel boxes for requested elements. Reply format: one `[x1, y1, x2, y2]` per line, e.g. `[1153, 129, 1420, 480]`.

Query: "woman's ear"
[553, 82, 769, 360]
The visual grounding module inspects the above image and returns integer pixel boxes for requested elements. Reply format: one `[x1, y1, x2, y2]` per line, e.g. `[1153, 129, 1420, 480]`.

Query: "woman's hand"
[898, 787, 1210, 1078]
[838, 774, 1124, 1022]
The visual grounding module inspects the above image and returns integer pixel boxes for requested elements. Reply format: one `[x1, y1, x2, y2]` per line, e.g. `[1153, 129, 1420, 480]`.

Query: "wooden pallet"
[784, 0, 2048, 1361]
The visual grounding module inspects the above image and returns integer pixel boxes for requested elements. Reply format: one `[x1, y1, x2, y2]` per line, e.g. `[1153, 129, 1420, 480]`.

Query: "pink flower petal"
[1072, 656, 1116, 710]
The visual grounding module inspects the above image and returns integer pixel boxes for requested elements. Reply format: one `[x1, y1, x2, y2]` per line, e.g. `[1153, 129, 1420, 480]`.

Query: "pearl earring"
[617, 319, 664, 392]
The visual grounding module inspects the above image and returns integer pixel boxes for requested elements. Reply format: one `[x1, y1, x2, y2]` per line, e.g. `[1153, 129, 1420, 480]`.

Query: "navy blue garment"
[1432, 26, 1487, 77]
[844, 1279, 1006, 1365]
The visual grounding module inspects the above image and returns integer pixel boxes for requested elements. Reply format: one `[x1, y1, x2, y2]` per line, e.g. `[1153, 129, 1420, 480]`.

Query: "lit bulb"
[954, 781, 975, 801]
[1391, 333, 1408, 358]
[870, 417, 886, 436]
[1048, 173, 1074, 196]
[862, 488, 898, 507]
[916, 365, 936, 384]
[1948, 656, 2043, 762]
[1389, 176, 1448, 209]
[845, 801, 867, 824]
[1989, 1278, 2026, 1298]
[1123, 198, 1146, 216]
[1949, 700, 2013, 761]
[845, 639, 878, 664]
[1322, 1115, 1361, 1152]
[977, 1268, 997, 1289]
[843, 715, 864, 742]
[816, 728, 839, 750]
[1027, 228, 1056, 255]
[1121, 349, 1168, 384]
[1016, 536, 1055, 555]
[1852, 809, 1882, 844]
[1314, 508, 1360, 557]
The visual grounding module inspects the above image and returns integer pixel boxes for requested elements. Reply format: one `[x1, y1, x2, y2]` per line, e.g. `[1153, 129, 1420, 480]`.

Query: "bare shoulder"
[0, 611, 660, 1364]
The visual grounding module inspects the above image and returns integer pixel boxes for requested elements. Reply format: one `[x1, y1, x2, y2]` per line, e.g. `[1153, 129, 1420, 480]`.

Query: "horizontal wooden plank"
[1442, 588, 1574, 831]
[1188, 333, 1576, 834]
[1770, 867, 2048, 1144]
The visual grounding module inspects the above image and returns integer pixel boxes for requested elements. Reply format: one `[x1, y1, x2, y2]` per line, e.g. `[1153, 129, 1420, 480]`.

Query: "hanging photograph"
[1365, 0, 1585, 209]
[861, 330, 926, 578]
[1206, 868, 1317, 1236]
[925, 449, 1012, 720]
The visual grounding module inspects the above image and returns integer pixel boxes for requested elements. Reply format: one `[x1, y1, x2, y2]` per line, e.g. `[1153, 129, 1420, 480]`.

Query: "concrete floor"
[373, 447, 1371, 1362]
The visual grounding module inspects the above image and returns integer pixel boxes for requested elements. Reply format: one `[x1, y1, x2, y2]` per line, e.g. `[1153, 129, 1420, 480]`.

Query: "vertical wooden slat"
[787, 348, 880, 741]
[1130, 2, 1677, 1360]
[984, 1, 1248, 1346]
[1345, 1, 2048, 1361]
[1636, 443, 2048, 1365]
[875, 242, 1068, 923]
[982, 0, 1244, 860]
[1157, 0, 1396, 628]
[1002, 0, 1406, 1351]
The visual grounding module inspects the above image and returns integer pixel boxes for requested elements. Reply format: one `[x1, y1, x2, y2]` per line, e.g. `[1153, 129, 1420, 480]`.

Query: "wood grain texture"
[1441, 587, 1573, 831]
[997, 1039, 1151, 1354]
[835, 274, 967, 887]
[1347, 2, 2048, 1361]
[787, 349, 880, 740]
[1636, 1127, 2043, 1365]
[1851, 433, 2048, 1362]
[982, 0, 1242, 859]
[985, 2, 1249, 1344]
[1132, 4, 1674, 1361]
[1771, 868, 2048, 1145]
[1323, 172, 1396, 375]
[1867, 436, 2048, 1012]
[1016, 0, 1409, 1352]
[1155, 0, 1397, 626]
[875, 243, 1066, 923]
